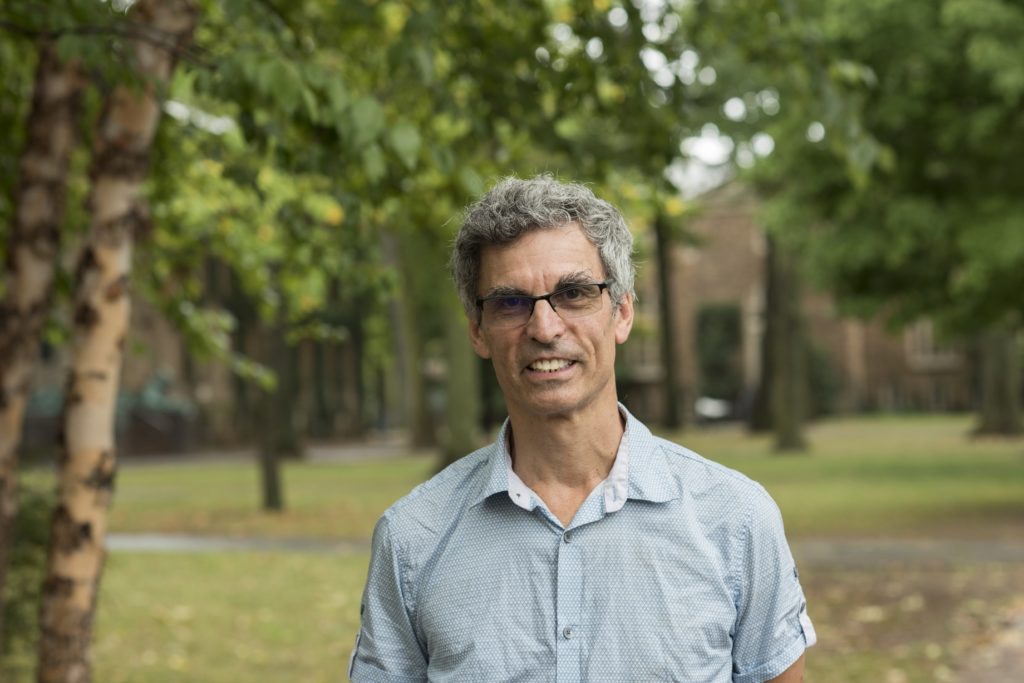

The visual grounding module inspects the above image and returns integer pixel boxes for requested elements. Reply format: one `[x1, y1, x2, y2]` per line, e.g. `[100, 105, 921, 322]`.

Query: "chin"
[516, 391, 596, 419]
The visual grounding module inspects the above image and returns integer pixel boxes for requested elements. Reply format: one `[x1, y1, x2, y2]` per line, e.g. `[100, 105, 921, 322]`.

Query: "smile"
[528, 359, 575, 373]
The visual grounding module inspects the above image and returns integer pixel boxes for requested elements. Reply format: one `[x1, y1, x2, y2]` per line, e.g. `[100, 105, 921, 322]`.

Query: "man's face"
[468, 222, 634, 421]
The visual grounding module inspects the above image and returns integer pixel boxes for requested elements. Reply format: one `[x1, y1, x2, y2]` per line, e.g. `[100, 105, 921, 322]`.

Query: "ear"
[468, 315, 492, 359]
[613, 293, 634, 345]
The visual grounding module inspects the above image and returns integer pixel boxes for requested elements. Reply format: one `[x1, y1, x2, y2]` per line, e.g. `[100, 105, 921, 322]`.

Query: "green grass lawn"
[8, 547, 1021, 683]
[93, 552, 368, 683]
[667, 415, 1024, 539]
[34, 413, 1016, 542]
[6, 414, 1024, 682]
[12, 554, 1020, 683]
[2, 551, 369, 683]
[100, 456, 435, 541]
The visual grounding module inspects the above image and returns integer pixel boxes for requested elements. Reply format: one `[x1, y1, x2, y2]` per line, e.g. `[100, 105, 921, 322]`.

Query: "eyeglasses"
[476, 281, 612, 329]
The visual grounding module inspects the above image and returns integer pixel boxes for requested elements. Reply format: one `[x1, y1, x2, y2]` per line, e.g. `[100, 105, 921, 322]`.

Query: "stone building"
[630, 182, 973, 421]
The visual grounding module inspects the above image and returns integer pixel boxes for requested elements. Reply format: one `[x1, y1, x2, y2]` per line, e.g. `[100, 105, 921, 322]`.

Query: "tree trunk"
[400, 297, 436, 446]
[439, 298, 481, 470]
[383, 231, 436, 447]
[228, 270, 257, 443]
[346, 309, 367, 436]
[255, 361, 286, 510]
[653, 211, 686, 429]
[974, 325, 1022, 436]
[0, 40, 83, 643]
[255, 308, 295, 512]
[769, 240, 808, 452]
[36, 3, 196, 681]
[748, 234, 778, 433]
[309, 341, 334, 438]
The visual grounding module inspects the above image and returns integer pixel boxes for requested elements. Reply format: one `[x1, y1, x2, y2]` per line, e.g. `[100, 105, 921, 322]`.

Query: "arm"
[767, 653, 805, 683]
[349, 517, 428, 682]
[731, 487, 815, 683]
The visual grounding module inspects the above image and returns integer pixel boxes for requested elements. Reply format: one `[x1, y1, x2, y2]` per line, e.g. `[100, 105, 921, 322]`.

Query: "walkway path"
[107, 533, 1024, 567]
[107, 533, 368, 554]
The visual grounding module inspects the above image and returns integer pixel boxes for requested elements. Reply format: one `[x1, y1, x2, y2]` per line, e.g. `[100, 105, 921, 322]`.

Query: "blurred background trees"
[2, 0, 1023, 677]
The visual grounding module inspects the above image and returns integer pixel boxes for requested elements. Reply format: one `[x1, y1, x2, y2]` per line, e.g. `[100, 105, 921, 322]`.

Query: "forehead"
[477, 223, 603, 291]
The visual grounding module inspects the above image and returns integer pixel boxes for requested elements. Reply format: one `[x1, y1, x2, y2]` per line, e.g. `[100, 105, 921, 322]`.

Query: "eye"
[559, 286, 586, 300]
[493, 296, 530, 312]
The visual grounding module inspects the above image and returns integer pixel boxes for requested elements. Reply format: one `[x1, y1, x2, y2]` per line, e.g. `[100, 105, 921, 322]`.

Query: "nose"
[526, 298, 565, 343]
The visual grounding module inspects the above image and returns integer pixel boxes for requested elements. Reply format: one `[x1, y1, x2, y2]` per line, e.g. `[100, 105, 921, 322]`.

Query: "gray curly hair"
[451, 175, 636, 319]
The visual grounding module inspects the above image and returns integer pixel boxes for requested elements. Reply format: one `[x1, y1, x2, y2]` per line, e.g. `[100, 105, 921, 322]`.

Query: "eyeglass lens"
[482, 284, 606, 327]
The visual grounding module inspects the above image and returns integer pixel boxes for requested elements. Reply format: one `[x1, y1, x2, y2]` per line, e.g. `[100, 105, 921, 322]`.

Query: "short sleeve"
[731, 488, 815, 683]
[349, 516, 428, 683]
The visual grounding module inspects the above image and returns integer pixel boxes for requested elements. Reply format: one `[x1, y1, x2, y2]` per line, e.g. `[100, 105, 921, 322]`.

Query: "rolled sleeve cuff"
[349, 658, 425, 683]
[732, 629, 808, 683]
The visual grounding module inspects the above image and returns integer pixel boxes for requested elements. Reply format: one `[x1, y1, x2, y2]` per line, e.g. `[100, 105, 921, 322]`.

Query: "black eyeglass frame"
[475, 280, 613, 325]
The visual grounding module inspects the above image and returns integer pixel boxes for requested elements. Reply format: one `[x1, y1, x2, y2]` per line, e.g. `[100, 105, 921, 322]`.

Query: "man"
[350, 176, 815, 682]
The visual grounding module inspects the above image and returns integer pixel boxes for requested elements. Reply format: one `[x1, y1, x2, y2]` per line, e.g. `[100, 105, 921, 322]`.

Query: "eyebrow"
[480, 271, 598, 299]
[481, 285, 529, 298]
[554, 271, 597, 289]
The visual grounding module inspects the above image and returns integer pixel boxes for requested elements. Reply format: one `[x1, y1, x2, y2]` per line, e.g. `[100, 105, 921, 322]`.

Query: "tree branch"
[0, 19, 210, 66]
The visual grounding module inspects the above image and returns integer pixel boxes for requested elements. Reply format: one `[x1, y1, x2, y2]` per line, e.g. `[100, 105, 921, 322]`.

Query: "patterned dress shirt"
[350, 405, 815, 682]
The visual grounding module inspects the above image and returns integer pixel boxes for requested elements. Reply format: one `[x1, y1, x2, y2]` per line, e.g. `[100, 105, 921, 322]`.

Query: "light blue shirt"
[350, 406, 814, 683]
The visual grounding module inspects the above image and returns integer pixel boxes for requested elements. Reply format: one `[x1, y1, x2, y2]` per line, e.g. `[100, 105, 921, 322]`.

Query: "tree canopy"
[704, 0, 1024, 334]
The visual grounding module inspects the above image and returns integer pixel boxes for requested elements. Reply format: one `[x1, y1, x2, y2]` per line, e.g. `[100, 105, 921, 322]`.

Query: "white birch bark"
[36, 3, 197, 680]
[0, 41, 83, 638]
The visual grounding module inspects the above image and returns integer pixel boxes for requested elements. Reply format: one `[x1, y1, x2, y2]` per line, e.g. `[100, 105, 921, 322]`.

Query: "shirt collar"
[471, 403, 680, 509]
[620, 406, 681, 504]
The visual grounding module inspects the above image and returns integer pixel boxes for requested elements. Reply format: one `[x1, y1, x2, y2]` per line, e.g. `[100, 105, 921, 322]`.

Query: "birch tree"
[35, 1, 196, 680]
[0, 40, 83, 641]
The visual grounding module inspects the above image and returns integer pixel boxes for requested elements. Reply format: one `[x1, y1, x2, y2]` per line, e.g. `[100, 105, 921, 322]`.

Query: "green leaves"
[255, 59, 304, 115]
[387, 123, 421, 170]
[360, 144, 386, 183]
[349, 96, 385, 149]
[944, 0, 1024, 102]
[722, 0, 1024, 331]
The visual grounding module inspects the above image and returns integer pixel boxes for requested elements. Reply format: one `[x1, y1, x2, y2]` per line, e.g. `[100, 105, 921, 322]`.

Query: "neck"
[507, 400, 625, 525]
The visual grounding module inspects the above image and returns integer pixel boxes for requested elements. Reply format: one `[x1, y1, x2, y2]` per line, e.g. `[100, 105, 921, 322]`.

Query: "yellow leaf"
[256, 166, 275, 191]
[597, 79, 624, 105]
[541, 91, 557, 117]
[201, 159, 223, 177]
[664, 196, 685, 217]
[257, 224, 274, 243]
[323, 202, 345, 226]
[380, 2, 409, 35]
[168, 653, 188, 671]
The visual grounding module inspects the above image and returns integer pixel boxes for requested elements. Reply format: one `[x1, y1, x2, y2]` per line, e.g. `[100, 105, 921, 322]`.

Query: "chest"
[414, 502, 738, 682]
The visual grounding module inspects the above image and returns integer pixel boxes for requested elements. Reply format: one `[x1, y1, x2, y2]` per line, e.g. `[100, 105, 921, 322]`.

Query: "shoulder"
[377, 444, 495, 546]
[651, 434, 778, 513]
[623, 409, 776, 516]
[636, 433, 788, 559]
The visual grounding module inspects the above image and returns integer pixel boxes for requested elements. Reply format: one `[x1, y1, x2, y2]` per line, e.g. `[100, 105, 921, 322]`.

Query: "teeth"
[530, 359, 571, 372]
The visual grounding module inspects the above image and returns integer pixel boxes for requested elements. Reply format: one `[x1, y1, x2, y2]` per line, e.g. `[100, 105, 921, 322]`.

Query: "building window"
[903, 320, 960, 371]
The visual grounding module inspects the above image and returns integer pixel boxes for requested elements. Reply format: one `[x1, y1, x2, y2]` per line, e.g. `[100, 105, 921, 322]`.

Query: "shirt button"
[563, 530, 572, 544]
[562, 625, 575, 640]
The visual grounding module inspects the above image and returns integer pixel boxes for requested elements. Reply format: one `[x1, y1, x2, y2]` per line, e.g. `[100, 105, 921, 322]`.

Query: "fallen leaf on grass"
[853, 605, 887, 623]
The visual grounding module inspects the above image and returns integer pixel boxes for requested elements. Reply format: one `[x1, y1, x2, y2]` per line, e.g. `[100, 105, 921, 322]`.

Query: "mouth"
[527, 358, 576, 373]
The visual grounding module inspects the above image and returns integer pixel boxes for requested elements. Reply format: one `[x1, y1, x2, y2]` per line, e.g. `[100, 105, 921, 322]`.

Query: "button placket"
[555, 527, 582, 682]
